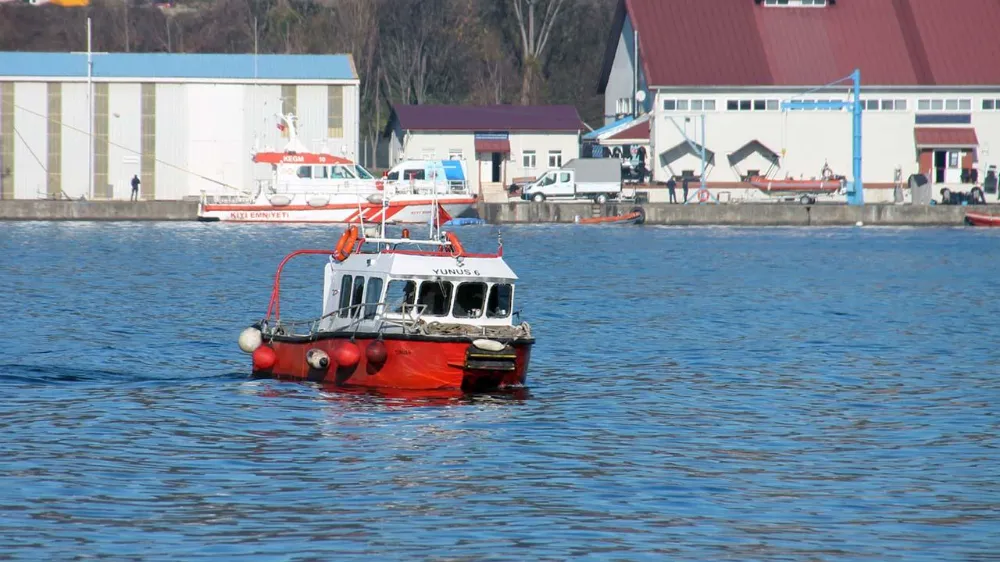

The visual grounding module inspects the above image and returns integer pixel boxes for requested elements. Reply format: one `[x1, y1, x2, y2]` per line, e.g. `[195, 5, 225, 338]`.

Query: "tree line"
[0, 0, 617, 163]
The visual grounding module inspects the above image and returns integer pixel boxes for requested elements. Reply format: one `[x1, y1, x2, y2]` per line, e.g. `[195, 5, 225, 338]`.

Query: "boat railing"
[262, 299, 429, 338]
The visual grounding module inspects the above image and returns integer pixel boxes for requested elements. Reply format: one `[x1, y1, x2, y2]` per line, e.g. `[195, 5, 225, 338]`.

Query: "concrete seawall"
[479, 202, 978, 226]
[0, 200, 200, 221]
[0, 199, 987, 226]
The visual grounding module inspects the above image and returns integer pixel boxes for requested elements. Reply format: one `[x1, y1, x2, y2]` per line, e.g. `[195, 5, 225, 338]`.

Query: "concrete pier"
[0, 200, 200, 221]
[478, 202, 982, 226]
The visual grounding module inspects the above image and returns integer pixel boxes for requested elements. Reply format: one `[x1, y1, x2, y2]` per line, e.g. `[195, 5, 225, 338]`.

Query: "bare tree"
[509, 0, 566, 105]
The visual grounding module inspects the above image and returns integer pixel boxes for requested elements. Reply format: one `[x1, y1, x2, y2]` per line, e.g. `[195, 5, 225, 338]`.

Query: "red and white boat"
[964, 211, 1000, 227]
[198, 113, 477, 224]
[236, 209, 534, 392]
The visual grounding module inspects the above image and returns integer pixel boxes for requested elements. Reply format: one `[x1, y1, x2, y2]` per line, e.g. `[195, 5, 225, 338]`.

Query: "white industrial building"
[0, 52, 359, 201]
[384, 104, 584, 201]
[599, 0, 1000, 202]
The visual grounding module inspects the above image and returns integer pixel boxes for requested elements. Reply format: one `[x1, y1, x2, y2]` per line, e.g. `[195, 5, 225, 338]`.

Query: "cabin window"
[403, 169, 425, 181]
[386, 279, 416, 313]
[452, 282, 487, 318]
[355, 165, 374, 179]
[338, 275, 353, 317]
[418, 280, 453, 317]
[296, 166, 312, 178]
[387, 170, 399, 180]
[364, 277, 384, 319]
[487, 284, 513, 318]
[350, 276, 365, 317]
[330, 165, 350, 179]
[314, 165, 328, 179]
[559, 172, 571, 183]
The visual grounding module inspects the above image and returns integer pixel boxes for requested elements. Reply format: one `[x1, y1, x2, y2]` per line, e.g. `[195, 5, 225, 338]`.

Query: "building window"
[421, 148, 435, 160]
[616, 97, 632, 115]
[664, 99, 716, 112]
[764, 0, 827, 5]
[677, 100, 689, 111]
[522, 150, 536, 168]
[663, 99, 676, 111]
[984, 99, 1000, 110]
[327, 86, 343, 138]
[916, 98, 970, 112]
[727, 99, 779, 111]
[448, 149, 463, 160]
[548, 150, 562, 168]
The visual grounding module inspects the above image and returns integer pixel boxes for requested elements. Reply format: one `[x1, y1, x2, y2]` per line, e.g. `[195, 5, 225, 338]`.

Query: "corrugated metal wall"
[13, 82, 46, 199]
[0, 79, 358, 200]
[108, 83, 141, 200]
[46, 83, 61, 198]
[60, 83, 90, 200]
[1, 83, 14, 199]
[154, 83, 189, 201]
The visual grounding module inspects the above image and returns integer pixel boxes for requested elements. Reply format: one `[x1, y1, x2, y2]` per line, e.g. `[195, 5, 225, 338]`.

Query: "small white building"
[0, 52, 359, 201]
[384, 104, 584, 199]
[598, 0, 1000, 202]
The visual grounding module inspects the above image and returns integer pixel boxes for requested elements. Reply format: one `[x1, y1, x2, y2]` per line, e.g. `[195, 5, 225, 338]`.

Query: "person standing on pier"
[130, 175, 140, 201]
[682, 176, 690, 204]
[667, 176, 677, 204]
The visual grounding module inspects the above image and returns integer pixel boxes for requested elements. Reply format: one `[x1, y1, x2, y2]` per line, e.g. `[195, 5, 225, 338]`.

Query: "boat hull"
[749, 178, 842, 193]
[965, 211, 1000, 227]
[199, 196, 477, 224]
[254, 333, 532, 391]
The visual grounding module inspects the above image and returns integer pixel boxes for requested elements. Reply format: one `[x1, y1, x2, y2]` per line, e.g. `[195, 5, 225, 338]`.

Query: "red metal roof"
[914, 127, 979, 147]
[615, 0, 1000, 87]
[391, 104, 584, 132]
[607, 120, 650, 142]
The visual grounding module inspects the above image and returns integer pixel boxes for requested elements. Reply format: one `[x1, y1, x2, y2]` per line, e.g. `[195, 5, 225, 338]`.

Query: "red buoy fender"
[334, 341, 361, 368]
[698, 190, 710, 203]
[252, 346, 277, 371]
[366, 340, 388, 365]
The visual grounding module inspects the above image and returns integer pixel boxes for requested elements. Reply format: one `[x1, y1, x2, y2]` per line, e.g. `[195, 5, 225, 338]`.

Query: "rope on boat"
[418, 321, 532, 340]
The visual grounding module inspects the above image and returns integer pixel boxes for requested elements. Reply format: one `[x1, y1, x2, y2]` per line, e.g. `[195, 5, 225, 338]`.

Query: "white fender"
[308, 195, 330, 207]
[269, 194, 292, 206]
[472, 339, 506, 352]
[238, 327, 262, 353]
[306, 349, 330, 370]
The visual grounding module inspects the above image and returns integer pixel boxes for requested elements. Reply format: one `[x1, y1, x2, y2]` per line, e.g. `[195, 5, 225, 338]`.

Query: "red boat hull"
[254, 334, 532, 391]
[965, 211, 1000, 227]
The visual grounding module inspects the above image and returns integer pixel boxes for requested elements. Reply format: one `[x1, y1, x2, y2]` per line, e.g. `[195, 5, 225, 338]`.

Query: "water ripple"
[1, 222, 999, 560]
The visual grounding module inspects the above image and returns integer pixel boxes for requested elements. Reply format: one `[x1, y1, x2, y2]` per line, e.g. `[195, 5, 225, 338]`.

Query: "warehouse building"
[0, 52, 359, 201]
[384, 104, 584, 201]
[598, 0, 1000, 200]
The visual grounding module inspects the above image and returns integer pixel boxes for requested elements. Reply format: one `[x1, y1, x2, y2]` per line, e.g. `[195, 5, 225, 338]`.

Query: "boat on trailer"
[237, 206, 533, 392]
[197, 112, 477, 224]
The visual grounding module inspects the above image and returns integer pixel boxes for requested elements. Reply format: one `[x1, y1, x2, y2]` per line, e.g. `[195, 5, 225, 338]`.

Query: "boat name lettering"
[228, 211, 292, 220]
[431, 268, 480, 276]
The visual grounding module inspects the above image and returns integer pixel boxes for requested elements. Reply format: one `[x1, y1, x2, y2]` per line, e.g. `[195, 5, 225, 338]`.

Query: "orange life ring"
[445, 231, 465, 256]
[698, 190, 710, 203]
[333, 226, 358, 261]
[375, 180, 385, 191]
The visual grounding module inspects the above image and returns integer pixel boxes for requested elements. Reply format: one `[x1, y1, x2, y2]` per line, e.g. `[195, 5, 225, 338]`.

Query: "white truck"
[521, 158, 622, 204]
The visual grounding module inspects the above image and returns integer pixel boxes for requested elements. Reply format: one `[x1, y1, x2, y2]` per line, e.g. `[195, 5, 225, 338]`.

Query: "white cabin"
[319, 250, 518, 335]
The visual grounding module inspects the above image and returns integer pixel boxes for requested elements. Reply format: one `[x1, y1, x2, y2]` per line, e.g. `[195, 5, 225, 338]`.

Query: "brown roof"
[602, 0, 1000, 88]
[914, 127, 979, 147]
[608, 120, 650, 141]
[390, 104, 584, 132]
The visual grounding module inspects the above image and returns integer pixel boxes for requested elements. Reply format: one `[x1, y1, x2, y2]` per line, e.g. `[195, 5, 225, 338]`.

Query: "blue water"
[2, 222, 999, 560]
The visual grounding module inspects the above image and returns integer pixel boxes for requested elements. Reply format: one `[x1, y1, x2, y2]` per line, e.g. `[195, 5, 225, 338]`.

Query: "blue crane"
[780, 69, 863, 206]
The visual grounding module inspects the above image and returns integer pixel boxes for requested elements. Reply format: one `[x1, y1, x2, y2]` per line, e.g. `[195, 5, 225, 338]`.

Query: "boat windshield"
[354, 165, 375, 180]
[330, 165, 357, 179]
